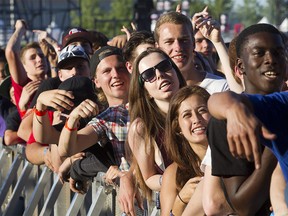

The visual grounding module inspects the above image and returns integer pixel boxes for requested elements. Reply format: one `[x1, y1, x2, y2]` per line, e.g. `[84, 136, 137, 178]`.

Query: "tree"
[70, 0, 134, 38]
[233, 0, 263, 27]
[264, 0, 288, 26]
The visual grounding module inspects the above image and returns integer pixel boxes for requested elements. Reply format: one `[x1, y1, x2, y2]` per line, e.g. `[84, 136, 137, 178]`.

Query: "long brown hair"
[127, 47, 186, 198]
[165, 85, 210, 190]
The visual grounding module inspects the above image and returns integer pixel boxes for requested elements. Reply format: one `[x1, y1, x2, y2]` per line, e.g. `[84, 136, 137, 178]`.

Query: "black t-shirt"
[30, 77, 62, 108]
[208, 117, 270, 216]
[208, 117, 255, 177]
[5, 107, 21, 131]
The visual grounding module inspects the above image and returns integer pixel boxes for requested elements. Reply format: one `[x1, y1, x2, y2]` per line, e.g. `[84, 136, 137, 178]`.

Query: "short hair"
[154, 11, 194, 43]
[228, 36, 242, 84]
[20, 42, 41, 62]
[236, 23, 284, 57]
[122, 31, 155, 63]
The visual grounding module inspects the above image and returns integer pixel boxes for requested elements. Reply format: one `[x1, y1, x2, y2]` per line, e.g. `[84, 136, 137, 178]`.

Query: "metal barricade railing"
[0, 142, 161, 216]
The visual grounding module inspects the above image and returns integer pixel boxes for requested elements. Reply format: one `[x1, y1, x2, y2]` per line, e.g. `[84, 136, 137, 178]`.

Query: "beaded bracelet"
[177, 193, 188, 205]
[64, 118, 78, 131]
[34, 107, 47, 116]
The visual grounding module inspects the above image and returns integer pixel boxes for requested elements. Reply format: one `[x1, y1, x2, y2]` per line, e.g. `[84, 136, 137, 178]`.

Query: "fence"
[0, 142, 160, 216]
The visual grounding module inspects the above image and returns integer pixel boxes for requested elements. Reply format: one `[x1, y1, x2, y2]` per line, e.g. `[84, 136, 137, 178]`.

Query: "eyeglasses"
[139, 59, 172, 85]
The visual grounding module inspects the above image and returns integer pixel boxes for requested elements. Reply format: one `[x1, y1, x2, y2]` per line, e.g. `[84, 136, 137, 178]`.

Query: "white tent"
[258, 16, 270, 24]
[279, 18, 288, 32]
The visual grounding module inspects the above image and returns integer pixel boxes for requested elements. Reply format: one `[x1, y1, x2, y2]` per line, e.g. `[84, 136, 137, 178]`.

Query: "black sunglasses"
[139, 59, 172, 86]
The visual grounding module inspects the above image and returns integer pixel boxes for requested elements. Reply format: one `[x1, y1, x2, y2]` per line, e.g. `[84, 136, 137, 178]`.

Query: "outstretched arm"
[208, 91, 276, 169]
[194, 13, 243, 93]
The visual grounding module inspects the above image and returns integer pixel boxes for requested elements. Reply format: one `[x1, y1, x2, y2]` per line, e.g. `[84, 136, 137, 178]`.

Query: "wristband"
[19, 110, 27, 118]
[177, 193, 188, 205]
[65, 118, 78, 131]
[34, 107, 47, 116]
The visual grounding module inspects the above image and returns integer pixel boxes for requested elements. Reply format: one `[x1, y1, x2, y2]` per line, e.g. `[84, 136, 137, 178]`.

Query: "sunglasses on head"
[139, 59, 172, 86]
[59, 47, 87, 62]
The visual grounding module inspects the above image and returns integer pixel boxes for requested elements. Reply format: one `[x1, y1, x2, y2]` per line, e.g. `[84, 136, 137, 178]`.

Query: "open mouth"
[159, 80, 171, 90]
[111, 81, 124, 87]
[263, 71, 278, 79]
[192, 126, 206, 134]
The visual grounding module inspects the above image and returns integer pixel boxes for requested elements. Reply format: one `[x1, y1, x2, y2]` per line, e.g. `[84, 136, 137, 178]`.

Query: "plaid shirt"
[88, 104, 129, 166]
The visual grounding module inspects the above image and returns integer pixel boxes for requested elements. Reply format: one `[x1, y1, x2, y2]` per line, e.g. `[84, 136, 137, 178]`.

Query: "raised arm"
[5, 19, 28, 85]
[194, 13, 243, 93]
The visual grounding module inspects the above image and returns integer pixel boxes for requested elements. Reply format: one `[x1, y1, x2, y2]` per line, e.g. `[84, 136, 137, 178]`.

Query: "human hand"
[33, 30, 60, 55]
[36, 89, 74, 112]
[18, 80, 41, 111]
[69, 177, 90, 194]
[103, 165, 122, 185]
[68, 99, 99, 122]
[121, 23, 137, 41]
[15, 19, 27, 32]
[118, 172, 143, 216]
[175, 4, 181, 13]
[179, 176, 203, 204]
[107, 34, 127, 48]
[195, 17, 221, 43]
[58, 152, 85, 184]
[43, 146, 55, 172]
[191, 6, 210, 30]
[226, 102, 276, 169]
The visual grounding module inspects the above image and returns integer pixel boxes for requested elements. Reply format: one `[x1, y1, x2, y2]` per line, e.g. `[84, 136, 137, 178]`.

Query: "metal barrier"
[0, 143, 160, 216]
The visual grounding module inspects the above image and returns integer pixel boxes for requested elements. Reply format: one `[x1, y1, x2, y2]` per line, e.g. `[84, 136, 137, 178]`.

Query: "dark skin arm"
[223, 147, 277, 215]
[208, 91, 276, 169]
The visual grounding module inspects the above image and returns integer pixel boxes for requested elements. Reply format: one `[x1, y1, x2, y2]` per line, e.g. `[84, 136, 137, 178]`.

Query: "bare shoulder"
[128, 118, 146, 151]
[129, 117, 145, 138]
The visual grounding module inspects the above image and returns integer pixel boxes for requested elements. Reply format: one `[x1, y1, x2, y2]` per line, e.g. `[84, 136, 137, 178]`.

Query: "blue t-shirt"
[247, 92, 288, 182]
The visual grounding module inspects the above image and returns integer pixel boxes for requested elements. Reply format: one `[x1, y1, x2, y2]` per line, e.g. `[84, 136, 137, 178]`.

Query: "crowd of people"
[0, 4, 288, 216]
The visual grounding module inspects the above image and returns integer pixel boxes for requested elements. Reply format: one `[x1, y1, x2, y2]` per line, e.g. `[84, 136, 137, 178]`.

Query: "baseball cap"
[90, 46, 123, 78]
[58, 76, 98, 110]
[0, 76, 11, 100]
[62, 27, 92, 48]
[57, 45, 90, 69]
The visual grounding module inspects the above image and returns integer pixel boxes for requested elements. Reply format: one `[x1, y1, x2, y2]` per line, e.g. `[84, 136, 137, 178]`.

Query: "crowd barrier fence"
[0, 143, 160, 216]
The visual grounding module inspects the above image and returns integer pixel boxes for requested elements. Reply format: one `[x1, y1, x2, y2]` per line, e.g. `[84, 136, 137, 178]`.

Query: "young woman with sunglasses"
[127, 48, 186, 200]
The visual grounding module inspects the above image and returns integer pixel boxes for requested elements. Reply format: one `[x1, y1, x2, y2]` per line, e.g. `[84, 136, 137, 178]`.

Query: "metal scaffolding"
[0, 0, 82, 47]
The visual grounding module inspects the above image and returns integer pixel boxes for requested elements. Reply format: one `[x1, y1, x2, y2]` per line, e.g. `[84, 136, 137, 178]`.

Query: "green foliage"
[71, 0, 133, 38]
[264, 0, 288, 26]
[70, 0, 288, 39]
[234, 0, 263, 27]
